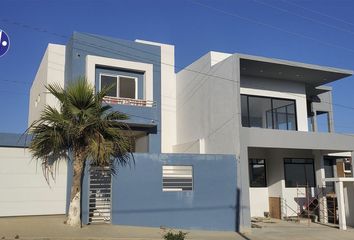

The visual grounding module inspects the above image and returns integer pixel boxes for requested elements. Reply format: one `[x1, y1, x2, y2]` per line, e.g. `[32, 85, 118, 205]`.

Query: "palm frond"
[28, 76, 135, 183]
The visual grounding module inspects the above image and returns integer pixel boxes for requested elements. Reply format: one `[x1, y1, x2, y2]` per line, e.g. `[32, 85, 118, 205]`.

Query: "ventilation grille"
[162, 165, 193, 192]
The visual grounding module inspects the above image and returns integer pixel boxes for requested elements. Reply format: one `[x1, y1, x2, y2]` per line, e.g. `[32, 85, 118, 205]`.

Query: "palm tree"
[27, 78, 133, 227]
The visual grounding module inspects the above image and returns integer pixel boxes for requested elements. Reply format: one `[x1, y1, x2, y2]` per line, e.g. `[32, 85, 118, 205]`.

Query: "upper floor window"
[100, 74, 137, 99]
[241, 95, 297, 131]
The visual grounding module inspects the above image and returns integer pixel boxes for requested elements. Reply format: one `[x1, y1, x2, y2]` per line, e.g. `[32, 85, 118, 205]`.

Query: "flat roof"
[238, 53, 353, 86]
[0, 133, 30, 148]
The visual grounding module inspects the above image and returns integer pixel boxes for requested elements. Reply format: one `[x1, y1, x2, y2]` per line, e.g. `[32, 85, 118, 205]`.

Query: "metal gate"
[89, 166, 112, 224]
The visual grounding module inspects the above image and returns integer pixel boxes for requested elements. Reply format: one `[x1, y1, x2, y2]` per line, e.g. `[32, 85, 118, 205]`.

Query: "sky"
[1, 0, 354, 134]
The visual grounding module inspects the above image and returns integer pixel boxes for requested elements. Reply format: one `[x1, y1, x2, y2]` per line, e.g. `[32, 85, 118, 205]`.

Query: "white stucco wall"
[0, 147, 67, 216]
[175, 52, 239, 154]
[136, 40, 177, 153]
[240, 76, 308, 132]
[28, 44, 65, 127]
[249, 188, 269, 217]
[344, 182, 354, 227]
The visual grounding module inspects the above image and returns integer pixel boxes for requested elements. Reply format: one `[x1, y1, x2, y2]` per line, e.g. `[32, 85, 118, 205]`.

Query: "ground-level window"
[284, 158, 315, 187]
[162, 165, 193, 192]
[100, 74, 137, 99]
[249, 159, 267, 187]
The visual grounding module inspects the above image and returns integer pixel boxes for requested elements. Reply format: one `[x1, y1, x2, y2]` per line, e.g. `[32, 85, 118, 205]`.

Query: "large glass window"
[284, 158, 315, 187]
[249, 159, 267, 187]
[100, 74, 137, 99]
[241, 95, 297, 130]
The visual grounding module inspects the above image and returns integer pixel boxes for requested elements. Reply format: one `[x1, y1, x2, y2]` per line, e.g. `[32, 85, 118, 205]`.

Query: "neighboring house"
[175, 52, 354, 229]
[1, 32, 354, 231]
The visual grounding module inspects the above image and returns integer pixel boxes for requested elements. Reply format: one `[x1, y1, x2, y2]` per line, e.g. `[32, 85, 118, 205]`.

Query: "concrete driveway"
[1, 215, 354, 240]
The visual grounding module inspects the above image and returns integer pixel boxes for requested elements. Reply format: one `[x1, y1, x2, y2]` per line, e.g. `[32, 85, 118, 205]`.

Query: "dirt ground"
[0, 215, 354, 240]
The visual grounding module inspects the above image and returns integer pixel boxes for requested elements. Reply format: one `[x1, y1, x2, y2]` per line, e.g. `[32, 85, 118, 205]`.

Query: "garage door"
[0, 147, 67, 216]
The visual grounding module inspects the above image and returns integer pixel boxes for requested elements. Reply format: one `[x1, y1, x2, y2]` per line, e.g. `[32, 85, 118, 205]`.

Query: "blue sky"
[1, 0, 354, 133]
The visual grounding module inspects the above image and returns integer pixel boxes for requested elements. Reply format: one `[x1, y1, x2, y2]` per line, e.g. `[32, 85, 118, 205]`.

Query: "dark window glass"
[241, 95, 249, 127]
[324, 157, 335, 193]
[248, 96, 272, 128]
[284, 158, 315, 187]
[287, 104, 296, 130]
[119, 76, 136, 99]
[249, 159, 267, 187]
[241, 95, 297, 130]
[101, 75, 117, 97]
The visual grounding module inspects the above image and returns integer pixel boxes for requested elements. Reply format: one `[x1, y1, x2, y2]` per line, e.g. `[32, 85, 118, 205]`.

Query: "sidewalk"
[0, 215, 244, 240]
[1, 215, 354, 240]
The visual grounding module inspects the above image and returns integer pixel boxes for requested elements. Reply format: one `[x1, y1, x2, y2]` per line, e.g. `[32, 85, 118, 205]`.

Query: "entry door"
[269, 197, 281, 219]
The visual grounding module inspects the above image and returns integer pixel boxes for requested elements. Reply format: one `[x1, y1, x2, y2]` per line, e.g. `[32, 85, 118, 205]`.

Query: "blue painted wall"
[80, 153, 238, 231]
[64, 32, 162, 153]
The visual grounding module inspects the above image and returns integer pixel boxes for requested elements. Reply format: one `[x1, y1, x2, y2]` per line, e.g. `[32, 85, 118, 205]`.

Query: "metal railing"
[103, 96, 156, 107]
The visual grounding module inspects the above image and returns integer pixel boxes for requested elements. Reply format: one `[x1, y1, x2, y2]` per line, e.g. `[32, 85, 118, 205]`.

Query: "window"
[344, 158, 352, 173]
[284, 158, 315, 187]
[241, 95, 297, 130]
[162, 165, 193, 192]
[100, 74, 137, 99]
[324, 157, 335, 193]
[249, 159, 267, 187]
[100, 75, 117, 97]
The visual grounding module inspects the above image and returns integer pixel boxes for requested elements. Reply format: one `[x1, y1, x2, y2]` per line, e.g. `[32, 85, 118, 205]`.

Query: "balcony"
[103, 96, 156, 107]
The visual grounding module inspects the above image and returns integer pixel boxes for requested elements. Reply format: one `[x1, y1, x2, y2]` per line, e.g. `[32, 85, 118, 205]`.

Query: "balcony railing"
[103, 96, 156, 107]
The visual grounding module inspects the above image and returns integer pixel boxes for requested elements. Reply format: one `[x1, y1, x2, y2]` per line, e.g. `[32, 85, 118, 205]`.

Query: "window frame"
[249, 158, 267, 187]
[283, 158, 316, 188]
[241, 94, 298, 131]
[99, 73, 138, 99]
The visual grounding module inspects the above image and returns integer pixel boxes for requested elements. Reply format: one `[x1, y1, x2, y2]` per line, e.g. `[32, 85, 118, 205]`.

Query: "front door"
[269, 197, 281, 219]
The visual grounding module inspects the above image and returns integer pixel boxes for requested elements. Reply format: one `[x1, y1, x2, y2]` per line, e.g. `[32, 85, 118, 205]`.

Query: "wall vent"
[162, 165, 193, 192]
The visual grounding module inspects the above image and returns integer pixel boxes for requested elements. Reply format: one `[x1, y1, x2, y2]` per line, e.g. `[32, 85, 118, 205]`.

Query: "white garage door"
[0, 147, 67, 216]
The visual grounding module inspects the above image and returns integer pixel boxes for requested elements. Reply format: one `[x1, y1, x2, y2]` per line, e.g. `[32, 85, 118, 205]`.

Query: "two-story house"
[2, 32, 354, 232]
[175, 51, 354, 230]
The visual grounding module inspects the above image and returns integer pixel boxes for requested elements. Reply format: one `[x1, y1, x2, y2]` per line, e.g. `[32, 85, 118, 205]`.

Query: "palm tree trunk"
[66, 151, 85, 227]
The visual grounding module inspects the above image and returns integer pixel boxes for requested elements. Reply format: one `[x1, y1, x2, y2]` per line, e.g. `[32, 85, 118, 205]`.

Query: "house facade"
[175, 52, 354, 229]
[2, 32, 354, 231]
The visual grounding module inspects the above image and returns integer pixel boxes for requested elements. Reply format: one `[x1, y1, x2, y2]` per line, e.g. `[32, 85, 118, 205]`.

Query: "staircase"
[89, 166, 112, 224]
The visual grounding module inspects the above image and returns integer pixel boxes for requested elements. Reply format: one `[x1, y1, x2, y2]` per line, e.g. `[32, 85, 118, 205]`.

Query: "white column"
[335, 181, 347, 230]
[314, 151, 327, 223]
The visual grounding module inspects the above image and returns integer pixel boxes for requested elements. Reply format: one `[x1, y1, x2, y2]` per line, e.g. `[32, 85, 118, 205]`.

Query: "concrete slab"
[249, 219, 354, 240]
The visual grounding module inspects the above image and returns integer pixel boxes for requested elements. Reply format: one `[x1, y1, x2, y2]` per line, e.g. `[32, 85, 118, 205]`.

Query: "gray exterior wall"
[0, 133, 30, 148]
[77, 153, 238, 231]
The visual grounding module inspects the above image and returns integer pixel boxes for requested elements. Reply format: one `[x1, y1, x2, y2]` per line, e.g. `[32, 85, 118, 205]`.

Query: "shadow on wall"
[113, 205, 235, 214]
